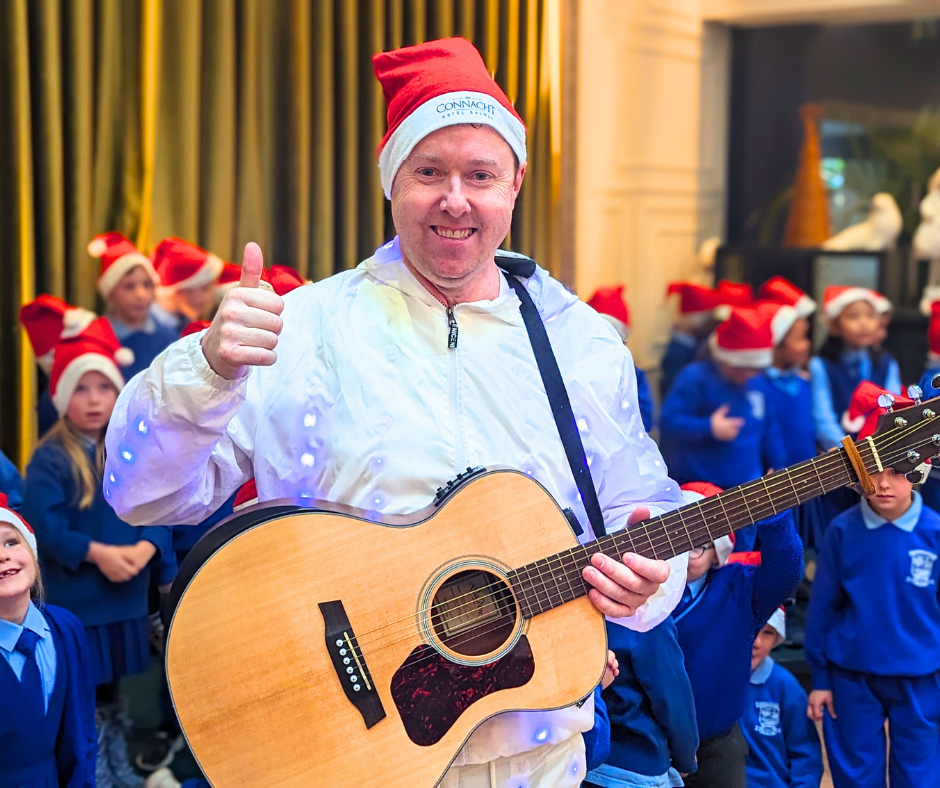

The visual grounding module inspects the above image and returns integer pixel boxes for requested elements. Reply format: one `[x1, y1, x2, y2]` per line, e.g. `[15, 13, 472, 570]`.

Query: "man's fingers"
[238, 286, 285, 316]
[239, 242, 265, 288]
[619, 552, 671, 585]
[582, 552, 668, 609]
[224, 301, 284, 333]
[224, 344, 278, 368]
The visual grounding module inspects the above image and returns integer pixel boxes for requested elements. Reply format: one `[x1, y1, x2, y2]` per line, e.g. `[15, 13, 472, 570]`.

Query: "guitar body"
[166, 469, 607, 787]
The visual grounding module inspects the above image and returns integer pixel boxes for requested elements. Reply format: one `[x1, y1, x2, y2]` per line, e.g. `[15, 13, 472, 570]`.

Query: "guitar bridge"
[319, 601, 386, 729]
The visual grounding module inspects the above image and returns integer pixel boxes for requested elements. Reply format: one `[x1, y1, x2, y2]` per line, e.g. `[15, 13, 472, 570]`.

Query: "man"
[106, 37, 686, 787]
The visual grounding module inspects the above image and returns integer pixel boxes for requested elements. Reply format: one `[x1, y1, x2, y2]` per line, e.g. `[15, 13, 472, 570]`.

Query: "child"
[23, 318, 176, 788]
[672, 481, 804, 788]
[807, 286, 900, 451]
[151, 237, 225, 332]
[805, 383, 940, 788]
[0, 493, 97, 786]
[89, 231, 180, 380]
[659, 307, 786, 550]
[587, 285, 655, 432]
[660, 282, 721, 399]
[741, 607, 823, 788]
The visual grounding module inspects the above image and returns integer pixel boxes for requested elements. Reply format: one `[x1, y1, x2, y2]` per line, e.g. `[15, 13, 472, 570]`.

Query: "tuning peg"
[906, 469, 926, 484]
[933, 374, 940, 390]
[908, 384, 924, 404]
[878, 393, 895, 413]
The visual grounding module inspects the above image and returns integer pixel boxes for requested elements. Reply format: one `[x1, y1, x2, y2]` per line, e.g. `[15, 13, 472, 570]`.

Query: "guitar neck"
[508, 438, 880, 619]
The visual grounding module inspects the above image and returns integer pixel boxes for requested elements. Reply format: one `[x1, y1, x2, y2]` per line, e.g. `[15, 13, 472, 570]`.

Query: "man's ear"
[512, 163, 527, 198]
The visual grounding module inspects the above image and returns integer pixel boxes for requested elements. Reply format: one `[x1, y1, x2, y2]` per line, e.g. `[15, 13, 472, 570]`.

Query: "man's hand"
[710, 404, 744, 442]
[807, 690, 836, 721]
[583, 507, 671, 618]
[201, 242, 285, 380]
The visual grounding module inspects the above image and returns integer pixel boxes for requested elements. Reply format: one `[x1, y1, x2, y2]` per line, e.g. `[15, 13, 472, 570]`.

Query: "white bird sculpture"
[822, 192, 903, 251]
[915, 167, 940, 284]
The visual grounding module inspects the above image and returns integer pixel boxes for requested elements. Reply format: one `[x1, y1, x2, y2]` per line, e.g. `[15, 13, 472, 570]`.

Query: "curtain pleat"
[0, 0, 565, 465]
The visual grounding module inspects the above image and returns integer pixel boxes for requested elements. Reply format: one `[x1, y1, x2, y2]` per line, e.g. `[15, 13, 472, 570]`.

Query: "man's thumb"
[239, 242, 264, 288]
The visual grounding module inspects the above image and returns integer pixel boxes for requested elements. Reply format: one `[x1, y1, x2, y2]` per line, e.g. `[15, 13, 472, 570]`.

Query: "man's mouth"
[0, 568, 20, 580]
[432, 226, 476, 240]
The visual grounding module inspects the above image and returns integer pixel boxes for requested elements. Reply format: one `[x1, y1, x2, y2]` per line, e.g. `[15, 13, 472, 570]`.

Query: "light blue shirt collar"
[860, 490, 922, 533]
[765, 366, 799, 379]
[0, 602, 50, 654]
[687, 574, 708, 599]
[109, 314, 156, 339]
[672, 331, 698, 349]
[750, 655, 775, 685]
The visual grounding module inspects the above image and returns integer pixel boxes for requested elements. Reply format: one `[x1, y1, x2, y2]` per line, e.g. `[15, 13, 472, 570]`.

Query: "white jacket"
[105, 237, 687, 785]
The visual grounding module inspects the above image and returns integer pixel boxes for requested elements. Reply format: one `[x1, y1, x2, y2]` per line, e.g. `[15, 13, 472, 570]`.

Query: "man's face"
[390, 124, 525, 298]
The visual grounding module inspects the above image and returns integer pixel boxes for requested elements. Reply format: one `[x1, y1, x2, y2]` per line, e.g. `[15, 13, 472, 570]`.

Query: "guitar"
[165, 396, 940, 787]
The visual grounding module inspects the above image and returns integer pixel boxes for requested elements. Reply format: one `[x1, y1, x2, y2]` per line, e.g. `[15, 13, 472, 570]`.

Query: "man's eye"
[471, 172, 491, 181]
[417, 168, 436, 177]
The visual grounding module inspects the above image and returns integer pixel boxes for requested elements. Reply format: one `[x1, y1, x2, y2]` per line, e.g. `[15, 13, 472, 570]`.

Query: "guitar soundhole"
[430, 569, 517, 658]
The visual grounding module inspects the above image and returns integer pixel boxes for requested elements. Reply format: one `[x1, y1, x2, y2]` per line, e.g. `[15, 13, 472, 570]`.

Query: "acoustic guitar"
[165, 395, 940, 786]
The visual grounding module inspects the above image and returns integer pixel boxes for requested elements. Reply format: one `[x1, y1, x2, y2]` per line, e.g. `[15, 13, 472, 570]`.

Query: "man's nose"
[440, 175, 470, 216]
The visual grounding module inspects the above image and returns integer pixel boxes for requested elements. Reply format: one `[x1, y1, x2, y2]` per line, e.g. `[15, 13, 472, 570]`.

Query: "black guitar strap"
[496, 254, 607, 538]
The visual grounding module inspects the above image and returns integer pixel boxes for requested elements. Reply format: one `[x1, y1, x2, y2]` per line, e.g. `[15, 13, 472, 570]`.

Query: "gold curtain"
[0, 0, 564, 467]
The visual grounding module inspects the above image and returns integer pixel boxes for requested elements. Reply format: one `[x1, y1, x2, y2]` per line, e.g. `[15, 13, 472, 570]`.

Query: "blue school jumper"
[741, 657, 823, 788]
[0, 603, 96, 788]
[636, 367, 654, 433]
[23, 438, 175, 685]
[0, 449, 23, 510]
[660, 332, 703, 399]
[109, 314, 180, 381]
[672, 511, 803, 743]
[583, 685, 612, 773]
[37, 388, 58, 438]
[585, 619, 698, 787]
[805, 495, 940, 787]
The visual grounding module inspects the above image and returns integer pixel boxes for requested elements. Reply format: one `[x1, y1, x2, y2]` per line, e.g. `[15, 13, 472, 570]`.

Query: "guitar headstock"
[869, 393, 940, 477]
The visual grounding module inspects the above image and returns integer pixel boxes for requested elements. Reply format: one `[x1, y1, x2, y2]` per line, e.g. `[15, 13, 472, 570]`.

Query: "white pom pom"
[62, 307, 96, 335]
[87, 237, 108, 257]
[114, 347, 135, 367]
[841, 412, 866, 434]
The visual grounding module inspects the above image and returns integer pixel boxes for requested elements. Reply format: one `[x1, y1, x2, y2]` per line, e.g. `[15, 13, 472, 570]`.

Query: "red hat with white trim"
[180, 320, 211, 339]
[215, 262, 242, 300]
[766, 606, 786, 642]
[666, 282, 721, 316]
[152, 238, 225, 295]
[0, 493, 36, 556]
[709, 307, 774, 368]
[49, 317, 133, 416]
[89, 232, 160, 299]
[843, 381, 912, 439]
[19, 295, 97, 375]
[233, 479, 259, 511]
[929, 302, 940, 359]
[758, 276, 816, 318]
[716, 280, 755, 308]
[587, 285, 631, 341]
[373, 37, 526, 198]
[757, 301, 801, 347]
[680, 482, 736, 566]
[266, 265, 307, 297]
[823, 285, 890, 320]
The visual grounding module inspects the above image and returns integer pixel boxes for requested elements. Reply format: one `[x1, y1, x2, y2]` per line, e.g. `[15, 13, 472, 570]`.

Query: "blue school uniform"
[0, 602, 96, 788]
[23, 436, 175, 686]
[37, 388, 58, 438]
[741, 657, 823, 788]
[660, 332, 703, 399]
[585, 619, 698, 787]
[672, 511, 803, 743]
[582, 685, 612, 773]
[636, 367, 654, 433]
[805, 495, 940, 787]
[0, 449, 23, 510]
[109, 313, 180, 381]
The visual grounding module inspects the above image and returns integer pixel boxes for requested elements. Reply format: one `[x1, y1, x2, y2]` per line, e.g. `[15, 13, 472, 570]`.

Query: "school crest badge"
[754, 701, 780, 736]
[747, 391, 765, 420]
[906, 549, 937, 588]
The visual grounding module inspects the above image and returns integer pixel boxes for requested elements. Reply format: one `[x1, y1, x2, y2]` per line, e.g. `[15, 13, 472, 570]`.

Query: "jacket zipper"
[446, 307, 467, 471]
[447, 307, 458, 349]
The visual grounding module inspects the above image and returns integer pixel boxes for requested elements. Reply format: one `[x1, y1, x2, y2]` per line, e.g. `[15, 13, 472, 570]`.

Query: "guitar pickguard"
[390, 636, 535, 746]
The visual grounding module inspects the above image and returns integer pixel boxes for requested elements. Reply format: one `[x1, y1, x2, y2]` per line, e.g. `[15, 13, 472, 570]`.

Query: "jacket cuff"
[187, 334, 252, 391]
[811, 666, 831, 691]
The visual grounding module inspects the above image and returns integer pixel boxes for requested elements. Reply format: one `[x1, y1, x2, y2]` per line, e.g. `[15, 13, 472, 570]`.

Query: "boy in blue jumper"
[672, 482, 804, 788]
[584, 617, 699, 788]
[742, 607, 823, 788]
[660, 307, 786, 551]
[805, 386, 940, 788]
[660, 282, 720, 399]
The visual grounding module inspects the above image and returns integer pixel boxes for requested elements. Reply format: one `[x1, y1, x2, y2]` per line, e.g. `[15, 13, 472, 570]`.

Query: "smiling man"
[105, 37, 687, 787]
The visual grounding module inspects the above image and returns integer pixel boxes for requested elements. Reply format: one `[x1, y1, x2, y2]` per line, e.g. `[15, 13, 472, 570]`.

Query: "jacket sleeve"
[659, 367, 713, 442]
[781, 676, 824, 788]
[808, 357, 844, 450]
[630, 622, 699, 774]
[760, 394, 787, 473]
[0, 450, 23, 510]
[804, 521, 845, 691]
[750, 510, 804, 627]
[581, 686, 611, 773]
[138, 526, 177, 586]
[24, 448, 91, 571]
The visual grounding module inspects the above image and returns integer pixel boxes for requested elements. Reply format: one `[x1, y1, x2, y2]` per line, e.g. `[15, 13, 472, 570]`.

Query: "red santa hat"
[709, 307, 774, 368]
[714, 280, 756, 321]
[266, 265, 307, 297]
[373, 37, 526, 198]
[152, 238, 225, 295]
[0, 493, 37, 556]
[766, 606, 786, 642]
[19, 296, 97, 375]
[757, 301, 801, 347]
[823, 285, 890, 320]
[920, 285, 940, 317]
[842, 381, 912, 439]
[758, 276, 816, 318]
[215, 262, 242, 301]
[929, 302, 940, 361]
[666, 282, 721, 317]
[587, 285, 631, 341]
[88, 231, 160, 299]
[180, 320, 212, 339]
[680, 482, 737, 567]
[49, 317, 132, 416]
[233, 479, 259, 511]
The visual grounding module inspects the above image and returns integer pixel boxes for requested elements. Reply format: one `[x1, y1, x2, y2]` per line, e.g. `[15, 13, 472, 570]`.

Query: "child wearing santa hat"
[741, 606, 823, 788]
[151, 238, 225, 332]
[671, 482, 803, 788]
[805, 382, 940, 788]
[659, 306, 787, 550]
[22, 319, 175, 788]
[587, 285, 655, 432]
[660, 282, 721, 398]
[0, 492, 98, 787]
[88, 232, 181, 382]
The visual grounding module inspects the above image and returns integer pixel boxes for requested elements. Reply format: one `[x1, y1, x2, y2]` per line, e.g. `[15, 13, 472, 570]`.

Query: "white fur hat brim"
[766, 607, 786, 641]
[51, 355, 126, 416]
[97, 253, 160, 299]
[825, 287, 884, 320]
[157, 254, 225, 295]
[0, 510, 37, 556]
[708, 333, 773, 368]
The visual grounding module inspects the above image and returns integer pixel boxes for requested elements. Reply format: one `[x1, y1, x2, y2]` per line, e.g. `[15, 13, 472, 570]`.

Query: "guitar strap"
[496, 255, 607, 538]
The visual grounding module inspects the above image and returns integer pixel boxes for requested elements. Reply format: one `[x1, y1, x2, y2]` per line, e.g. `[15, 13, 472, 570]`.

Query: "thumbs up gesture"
[201, 242, 285, 380]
